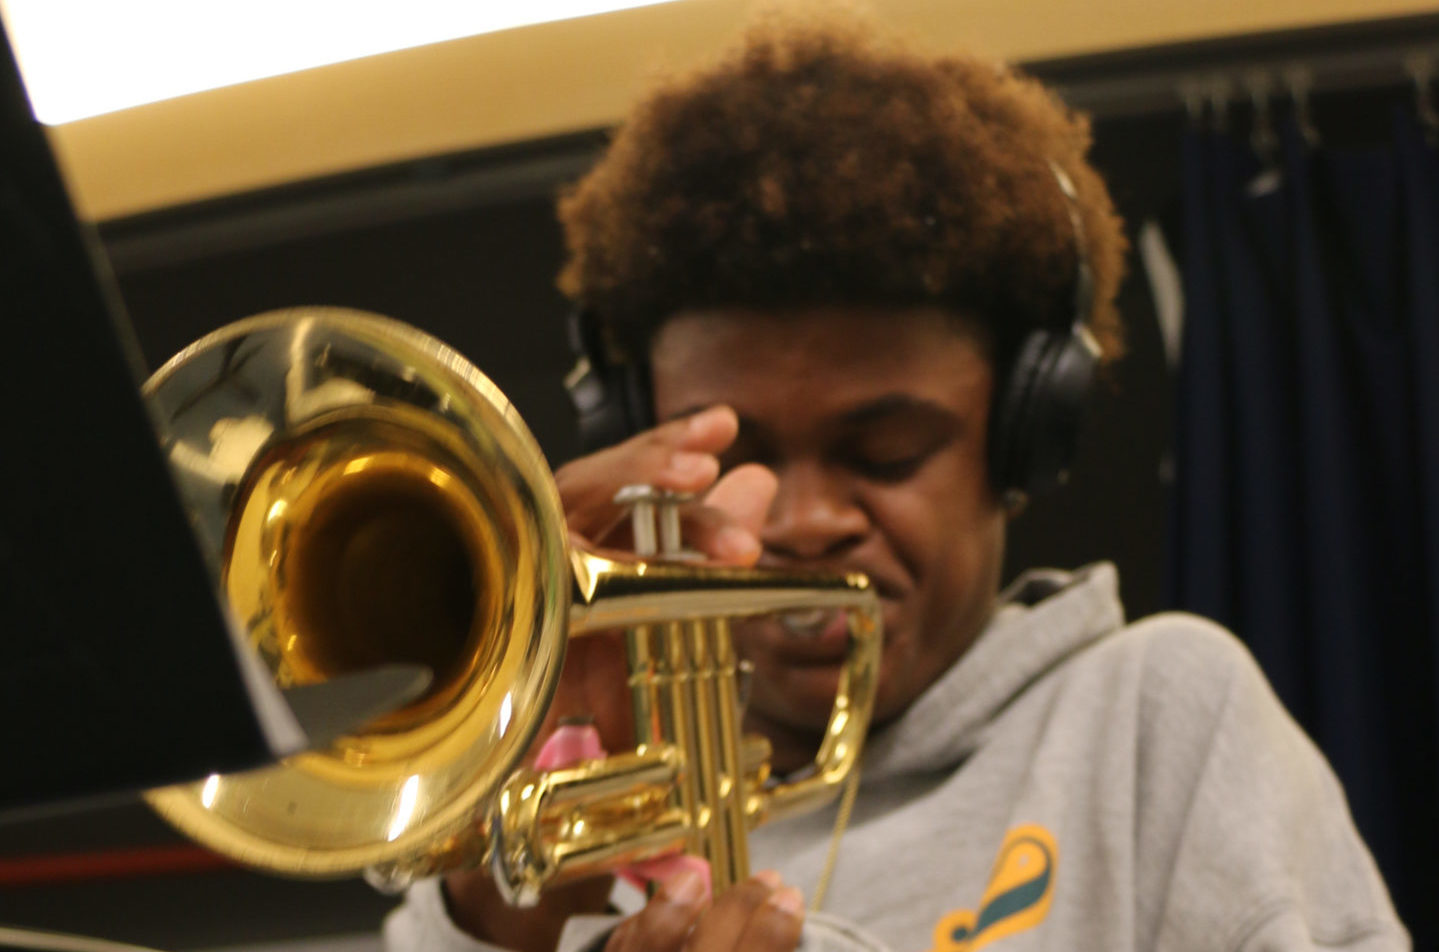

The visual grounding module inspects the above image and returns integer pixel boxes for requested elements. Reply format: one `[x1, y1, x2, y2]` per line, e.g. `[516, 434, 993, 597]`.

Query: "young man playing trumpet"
[388, 10, 1406, 952]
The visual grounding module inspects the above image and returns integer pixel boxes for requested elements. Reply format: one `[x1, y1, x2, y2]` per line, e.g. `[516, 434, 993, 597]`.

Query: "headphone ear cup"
[990, 330, 1096, 496]
[564, 307, 654, 453]
[990, 331, 1048, 494]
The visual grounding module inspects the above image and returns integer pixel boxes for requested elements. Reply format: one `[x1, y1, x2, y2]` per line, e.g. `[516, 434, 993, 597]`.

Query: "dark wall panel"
[116, 196, 585, 463]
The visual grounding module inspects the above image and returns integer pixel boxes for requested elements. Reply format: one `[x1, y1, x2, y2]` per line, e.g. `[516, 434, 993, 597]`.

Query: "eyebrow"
[834, 393, 964, 429]
[666, 395, 968, 446]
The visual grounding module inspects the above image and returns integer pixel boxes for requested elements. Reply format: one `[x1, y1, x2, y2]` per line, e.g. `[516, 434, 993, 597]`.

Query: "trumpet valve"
[614, 484, 694, 558]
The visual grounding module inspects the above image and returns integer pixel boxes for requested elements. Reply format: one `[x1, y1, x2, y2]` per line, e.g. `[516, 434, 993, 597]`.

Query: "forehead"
[649, 307, 993, 422]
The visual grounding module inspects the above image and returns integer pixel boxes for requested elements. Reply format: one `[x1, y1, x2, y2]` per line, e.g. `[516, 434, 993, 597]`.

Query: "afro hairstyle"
[556, 10, 1127, 375]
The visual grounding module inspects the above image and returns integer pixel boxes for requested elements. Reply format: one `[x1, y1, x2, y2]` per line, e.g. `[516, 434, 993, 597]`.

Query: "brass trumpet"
[142, 307, 880, 904]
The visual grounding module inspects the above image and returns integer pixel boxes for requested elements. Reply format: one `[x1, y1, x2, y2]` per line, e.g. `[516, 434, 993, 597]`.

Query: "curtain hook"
[1403, 53, 1439, 145]
[1283, 64, 1320, 148]
[1245, 70, 1279, 165]
[1179, 77, 1206, 130]
[1206, 74, 1233, 133]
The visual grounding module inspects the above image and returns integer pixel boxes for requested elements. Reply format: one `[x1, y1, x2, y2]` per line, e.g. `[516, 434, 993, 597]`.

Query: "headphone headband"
[1047, 160, 1095, 332]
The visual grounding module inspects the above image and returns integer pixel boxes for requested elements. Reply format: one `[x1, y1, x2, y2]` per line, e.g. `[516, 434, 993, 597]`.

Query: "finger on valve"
[684, 463, 778, 566]
[556, 406, 738, 545]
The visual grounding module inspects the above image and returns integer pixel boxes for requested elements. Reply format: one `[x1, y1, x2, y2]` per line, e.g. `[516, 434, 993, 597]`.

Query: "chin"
[744, 628, 925, 738]
[756, 663, 914, 735]
[868, 688, 916, 728]
[747, 665, 843, 731]
[834, 643, 910, 728]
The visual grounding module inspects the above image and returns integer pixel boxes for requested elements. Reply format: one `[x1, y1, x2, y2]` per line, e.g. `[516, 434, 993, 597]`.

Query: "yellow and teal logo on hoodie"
[928, 824, 1057, 951]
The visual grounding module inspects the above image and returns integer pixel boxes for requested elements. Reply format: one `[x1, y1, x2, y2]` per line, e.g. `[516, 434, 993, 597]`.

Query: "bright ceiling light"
[0, 0, 685, 125]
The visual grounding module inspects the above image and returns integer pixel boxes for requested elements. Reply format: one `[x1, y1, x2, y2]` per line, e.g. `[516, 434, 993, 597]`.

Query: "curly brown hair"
[557, 10, 1126, 373]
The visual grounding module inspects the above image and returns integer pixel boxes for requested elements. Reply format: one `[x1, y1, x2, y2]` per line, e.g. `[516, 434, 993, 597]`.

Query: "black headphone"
[564, 302, 654, 454]
[987, 163, 1101, 498]
[565, 162, 1098, 499]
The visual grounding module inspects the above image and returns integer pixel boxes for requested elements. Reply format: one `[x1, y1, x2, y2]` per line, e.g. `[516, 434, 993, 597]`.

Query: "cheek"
[872, 453, 1000, 588]
[868, 462, 1005, 658]
[918, 523, 1004, 622]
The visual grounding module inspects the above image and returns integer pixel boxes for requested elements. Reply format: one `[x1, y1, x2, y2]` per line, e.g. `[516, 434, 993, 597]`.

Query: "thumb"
[704, 464, 777, 539]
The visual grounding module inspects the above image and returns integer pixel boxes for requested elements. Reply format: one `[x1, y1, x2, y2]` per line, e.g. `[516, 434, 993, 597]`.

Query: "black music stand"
[0, 21, 423, 815]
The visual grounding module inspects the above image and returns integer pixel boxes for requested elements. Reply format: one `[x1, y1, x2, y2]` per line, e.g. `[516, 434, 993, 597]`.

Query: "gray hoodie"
[384, 564, 1407, 952]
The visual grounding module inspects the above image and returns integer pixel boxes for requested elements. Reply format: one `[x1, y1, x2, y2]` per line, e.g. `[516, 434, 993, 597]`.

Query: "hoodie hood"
[858, 562, 1125, 781]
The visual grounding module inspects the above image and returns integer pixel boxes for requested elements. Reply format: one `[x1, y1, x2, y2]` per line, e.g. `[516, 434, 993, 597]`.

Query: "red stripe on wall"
[0, 845, 234, 887]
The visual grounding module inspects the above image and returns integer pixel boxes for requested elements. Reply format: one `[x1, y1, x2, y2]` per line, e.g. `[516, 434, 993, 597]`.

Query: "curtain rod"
[1026, 12, 1439, 119]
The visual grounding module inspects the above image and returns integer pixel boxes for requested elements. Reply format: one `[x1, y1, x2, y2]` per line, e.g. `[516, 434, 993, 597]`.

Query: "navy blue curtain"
[1171, 115, 1439, 948]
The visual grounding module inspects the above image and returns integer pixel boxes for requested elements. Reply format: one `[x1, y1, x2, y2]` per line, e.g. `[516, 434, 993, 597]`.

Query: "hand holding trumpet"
[444, 406, 804, 952]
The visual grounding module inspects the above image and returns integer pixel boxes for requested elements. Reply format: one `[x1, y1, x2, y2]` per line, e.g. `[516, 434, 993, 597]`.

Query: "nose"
[761, 460, 868, 561]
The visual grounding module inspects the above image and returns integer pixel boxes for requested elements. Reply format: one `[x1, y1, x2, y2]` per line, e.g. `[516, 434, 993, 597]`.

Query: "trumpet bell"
[141, 307, 882, 896]
[143, 308, 571, 878]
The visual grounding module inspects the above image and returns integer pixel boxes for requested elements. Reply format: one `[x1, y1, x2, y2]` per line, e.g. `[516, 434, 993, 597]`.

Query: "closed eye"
[840, 446, 941, 483]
